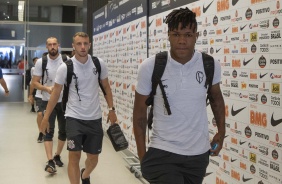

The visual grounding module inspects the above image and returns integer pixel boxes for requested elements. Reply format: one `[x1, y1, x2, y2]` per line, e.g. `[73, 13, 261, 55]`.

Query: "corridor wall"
[93, 0, 282, 183]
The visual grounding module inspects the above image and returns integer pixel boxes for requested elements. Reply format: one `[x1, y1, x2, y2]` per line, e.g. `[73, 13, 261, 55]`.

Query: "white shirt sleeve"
[97, 57, 108, 80]
[135, 56, 155, 96]
[33, 58, 43, 77]
[55, 63, 67, 85]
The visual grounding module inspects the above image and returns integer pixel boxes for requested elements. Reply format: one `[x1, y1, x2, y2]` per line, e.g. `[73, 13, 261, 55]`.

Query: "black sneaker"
[53, 154, 64, 167]
[45, 160, 57, 173]
[37, 133, 44, 143]
[81, 168, 90, 184]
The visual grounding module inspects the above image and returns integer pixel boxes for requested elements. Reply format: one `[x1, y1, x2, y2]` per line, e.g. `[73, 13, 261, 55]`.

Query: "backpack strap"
[92, 56, 106, 96]
[146, 51, 170, 129]
[61, 54, 68, 62]
[41, 54, 48, 85]
[61, 59, 75, 112]
[202, 52, 215, 103]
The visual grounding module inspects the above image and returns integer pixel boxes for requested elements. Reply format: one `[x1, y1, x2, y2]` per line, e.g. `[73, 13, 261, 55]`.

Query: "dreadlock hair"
[164, 7, 197, 33]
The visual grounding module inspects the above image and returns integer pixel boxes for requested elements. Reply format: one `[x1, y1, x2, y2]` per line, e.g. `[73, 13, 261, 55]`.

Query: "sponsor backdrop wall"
[93, 0, 282, 183]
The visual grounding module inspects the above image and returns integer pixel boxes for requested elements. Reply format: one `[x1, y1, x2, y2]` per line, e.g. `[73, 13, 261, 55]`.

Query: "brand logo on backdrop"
[231, 105, 246, 116]
[242, 175, 253, 182]
[243, 58, 253, 66]
[271, 113, 282, 126]
[260, 73, 268, 78]
[271, 83, 280, 94]
[251, 44, 257, 53]
[203, 0, 214, 13]
[258, 55, 267, 68]
[240, 24, 247, 31]
[250, 164, 256, 174]
[273, 17, 279, 28]
[232, 0, 239, 6]
[217, 0, 229, 12]
[245, 126, 252, 138]
[246, 8, 253, 20]
[272, 149, 279, 160]
[213, 15, 218, 25]
[250, 110, 267, 127]
[223, 27, 229, 33]
[250, 32, 258, 42]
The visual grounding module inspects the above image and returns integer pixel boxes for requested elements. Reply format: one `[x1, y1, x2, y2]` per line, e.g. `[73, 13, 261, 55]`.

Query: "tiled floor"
[0, 102, 147, 184]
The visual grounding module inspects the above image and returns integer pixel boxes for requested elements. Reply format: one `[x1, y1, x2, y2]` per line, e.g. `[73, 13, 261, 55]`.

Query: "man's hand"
[210, 132, 225, 156]
[107, 111, 117, 125]
[40, 116, 50, 135]
[45, 86, 54, 94]
[28, 95, 34, 104]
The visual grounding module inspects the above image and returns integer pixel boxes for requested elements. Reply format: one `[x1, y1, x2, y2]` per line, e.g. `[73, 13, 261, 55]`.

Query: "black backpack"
[61, 56, 106, 112]
[145, 51, 215, 129]
[25, 68, 32, 87]
[41, 54, 68, 85]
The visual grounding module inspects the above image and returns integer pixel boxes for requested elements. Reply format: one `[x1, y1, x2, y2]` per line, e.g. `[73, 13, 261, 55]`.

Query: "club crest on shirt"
[196, 71, 204, 84]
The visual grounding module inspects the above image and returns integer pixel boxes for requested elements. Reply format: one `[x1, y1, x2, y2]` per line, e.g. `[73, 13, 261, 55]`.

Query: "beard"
[48, 49, 58, 56]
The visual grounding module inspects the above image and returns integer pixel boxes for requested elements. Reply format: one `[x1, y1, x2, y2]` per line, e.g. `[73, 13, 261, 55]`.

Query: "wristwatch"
[108, 107, 115, 111]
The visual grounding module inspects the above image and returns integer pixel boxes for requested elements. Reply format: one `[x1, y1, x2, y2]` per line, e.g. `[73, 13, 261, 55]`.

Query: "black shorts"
[35, 97, 43, 112]
[66, 117, 103, 154]
[141, 148, 209, 184]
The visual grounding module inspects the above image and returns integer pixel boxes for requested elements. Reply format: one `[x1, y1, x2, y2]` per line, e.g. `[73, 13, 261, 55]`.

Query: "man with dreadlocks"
[133, 7, 225, 184]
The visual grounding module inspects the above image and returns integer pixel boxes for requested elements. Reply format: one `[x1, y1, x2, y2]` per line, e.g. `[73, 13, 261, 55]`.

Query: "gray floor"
[0, 102, 147, 184]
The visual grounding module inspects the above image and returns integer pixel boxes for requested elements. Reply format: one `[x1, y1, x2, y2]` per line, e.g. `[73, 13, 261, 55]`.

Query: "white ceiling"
[3, 0, 83, 8]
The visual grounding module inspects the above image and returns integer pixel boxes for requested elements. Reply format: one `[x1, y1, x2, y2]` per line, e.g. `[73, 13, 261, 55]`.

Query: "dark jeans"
[141, 148, 209, 184]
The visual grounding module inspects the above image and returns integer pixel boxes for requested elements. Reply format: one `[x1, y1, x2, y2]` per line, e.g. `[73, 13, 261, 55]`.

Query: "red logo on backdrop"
[276, 133, 279, 142]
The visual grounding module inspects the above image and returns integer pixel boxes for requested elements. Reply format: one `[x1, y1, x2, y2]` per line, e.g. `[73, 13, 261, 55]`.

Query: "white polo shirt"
[33, 54, 65, 101]
[55, 55, 108, 120]
[136, 50, 221, 156]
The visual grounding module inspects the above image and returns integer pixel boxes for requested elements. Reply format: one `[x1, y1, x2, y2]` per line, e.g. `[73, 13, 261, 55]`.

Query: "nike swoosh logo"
[216, 48, 221, 53]
[231, 105, 246, 116]
[232, 0, 239, 6]
[271, 113, 282, 126]
[240, 24, 247, 31]
[242, 175, 253, 182]
[231, 158, 237, 162]
[239, 141, 246, 145]
[203, 0, 214, 13]
[205, 172, 213, 177]
[148, 19, 154, 27]
[243, 58, 253, 66]
[260, 73, 268, 78]
[136, 22, 140, 29]
[223, 27, 229, 33]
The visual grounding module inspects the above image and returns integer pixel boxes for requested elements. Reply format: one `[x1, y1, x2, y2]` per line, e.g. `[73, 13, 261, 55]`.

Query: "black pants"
[141, 148, 209, 184]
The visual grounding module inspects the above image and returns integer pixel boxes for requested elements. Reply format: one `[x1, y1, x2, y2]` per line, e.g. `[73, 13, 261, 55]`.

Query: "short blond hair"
[73, 32, 89, 42]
